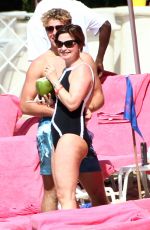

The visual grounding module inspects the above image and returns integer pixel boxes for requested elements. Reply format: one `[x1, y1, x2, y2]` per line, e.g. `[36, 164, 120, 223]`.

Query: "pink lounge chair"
[87, 73, 150, 201]
[0, 94, 43, 219]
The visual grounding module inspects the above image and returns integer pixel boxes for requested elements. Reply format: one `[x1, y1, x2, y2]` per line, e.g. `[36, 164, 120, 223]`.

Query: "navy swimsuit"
[51, 63, 94, 149]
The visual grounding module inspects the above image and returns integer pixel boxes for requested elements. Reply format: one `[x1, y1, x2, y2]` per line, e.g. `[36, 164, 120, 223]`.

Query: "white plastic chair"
[118, 163, 150, 201]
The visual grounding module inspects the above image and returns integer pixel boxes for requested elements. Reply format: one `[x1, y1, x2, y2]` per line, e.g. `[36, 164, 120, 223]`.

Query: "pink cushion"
[0, 94, 22, 137]
[0, 215, 32, 229]
[0, 135, 43, 218]
[31, 199, 150, 230]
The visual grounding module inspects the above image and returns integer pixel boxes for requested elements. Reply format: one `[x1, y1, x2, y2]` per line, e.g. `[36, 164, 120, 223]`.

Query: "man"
[27, 0, 111, 76]
[21, 8, 109, 211]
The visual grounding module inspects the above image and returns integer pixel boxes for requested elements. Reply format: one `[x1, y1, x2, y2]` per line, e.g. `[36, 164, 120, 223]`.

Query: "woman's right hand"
[44, 64, 58, 85]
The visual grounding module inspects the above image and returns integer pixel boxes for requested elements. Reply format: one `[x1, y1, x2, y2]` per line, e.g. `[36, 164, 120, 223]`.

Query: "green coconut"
[36, 77, 54, 96]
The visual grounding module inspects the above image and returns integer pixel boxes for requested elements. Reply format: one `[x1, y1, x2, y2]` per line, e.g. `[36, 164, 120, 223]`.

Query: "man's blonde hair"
[41, 8, 72, 27]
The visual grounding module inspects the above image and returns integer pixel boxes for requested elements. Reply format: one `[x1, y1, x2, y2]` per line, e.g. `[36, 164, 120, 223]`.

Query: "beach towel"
[97, 74, 150, 124]
[0, 135, 43, 218]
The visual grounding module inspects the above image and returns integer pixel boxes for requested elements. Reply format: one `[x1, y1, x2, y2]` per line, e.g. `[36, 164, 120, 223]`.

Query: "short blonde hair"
[41, 8, 72, 27]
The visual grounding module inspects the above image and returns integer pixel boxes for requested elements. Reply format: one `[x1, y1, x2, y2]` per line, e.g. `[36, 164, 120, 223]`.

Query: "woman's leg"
[52, 134, 87, 210]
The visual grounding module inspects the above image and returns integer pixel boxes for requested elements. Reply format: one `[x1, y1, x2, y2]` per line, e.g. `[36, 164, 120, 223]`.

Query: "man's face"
[45, 19, 64, 48]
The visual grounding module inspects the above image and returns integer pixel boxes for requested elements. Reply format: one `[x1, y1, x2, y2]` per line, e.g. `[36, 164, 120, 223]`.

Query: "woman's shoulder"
[80, 52, 95, 68]
[69, 62, 93, 82]
[80, 52, 94, 62]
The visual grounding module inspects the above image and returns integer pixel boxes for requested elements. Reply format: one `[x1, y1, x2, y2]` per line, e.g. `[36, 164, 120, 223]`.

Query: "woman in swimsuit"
[45, 24, 95, 210]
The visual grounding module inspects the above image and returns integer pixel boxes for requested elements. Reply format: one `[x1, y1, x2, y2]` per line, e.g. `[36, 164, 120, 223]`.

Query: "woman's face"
[45, 19, 64, 48]
[56, 33, 80, 63]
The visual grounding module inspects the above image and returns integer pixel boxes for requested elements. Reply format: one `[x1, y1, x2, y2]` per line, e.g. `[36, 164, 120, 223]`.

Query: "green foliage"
[22, 0, 35, 12]
[76, 0, 127, 8]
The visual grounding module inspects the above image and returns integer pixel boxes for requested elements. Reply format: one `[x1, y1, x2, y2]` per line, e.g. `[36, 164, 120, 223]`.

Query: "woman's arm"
[46, 64, 93, 111]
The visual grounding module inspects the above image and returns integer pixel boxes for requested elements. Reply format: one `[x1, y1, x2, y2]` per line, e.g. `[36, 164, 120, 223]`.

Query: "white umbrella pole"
[127, 0, 141, 74]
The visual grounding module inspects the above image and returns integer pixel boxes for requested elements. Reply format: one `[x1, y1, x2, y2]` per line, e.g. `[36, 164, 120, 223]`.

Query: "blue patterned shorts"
[37, 117, 101, 175]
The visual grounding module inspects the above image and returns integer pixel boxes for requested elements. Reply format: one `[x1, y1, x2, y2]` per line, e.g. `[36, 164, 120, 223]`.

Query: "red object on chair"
[100, 70, 117, 84]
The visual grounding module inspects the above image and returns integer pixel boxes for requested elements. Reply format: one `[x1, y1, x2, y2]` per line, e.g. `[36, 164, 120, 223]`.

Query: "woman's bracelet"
[54, 84, 63, 95]
[51, 80, 61, 89]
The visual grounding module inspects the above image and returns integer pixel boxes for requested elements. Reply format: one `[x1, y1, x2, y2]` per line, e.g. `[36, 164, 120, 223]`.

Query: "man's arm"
[95, 20, 111, 77]
[88, 74, 104, 112]
[20, 61, 54, 117]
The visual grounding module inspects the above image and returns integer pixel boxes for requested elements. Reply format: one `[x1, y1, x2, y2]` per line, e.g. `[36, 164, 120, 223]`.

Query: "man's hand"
[38, 93, 55, 107]
[43, 94, 55, 107]
[95, 60, 104, 78]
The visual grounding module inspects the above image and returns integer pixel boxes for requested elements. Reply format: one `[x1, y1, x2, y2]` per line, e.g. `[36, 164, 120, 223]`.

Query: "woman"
[45, 24, 95, 209]
[21, 8, 107, 212]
